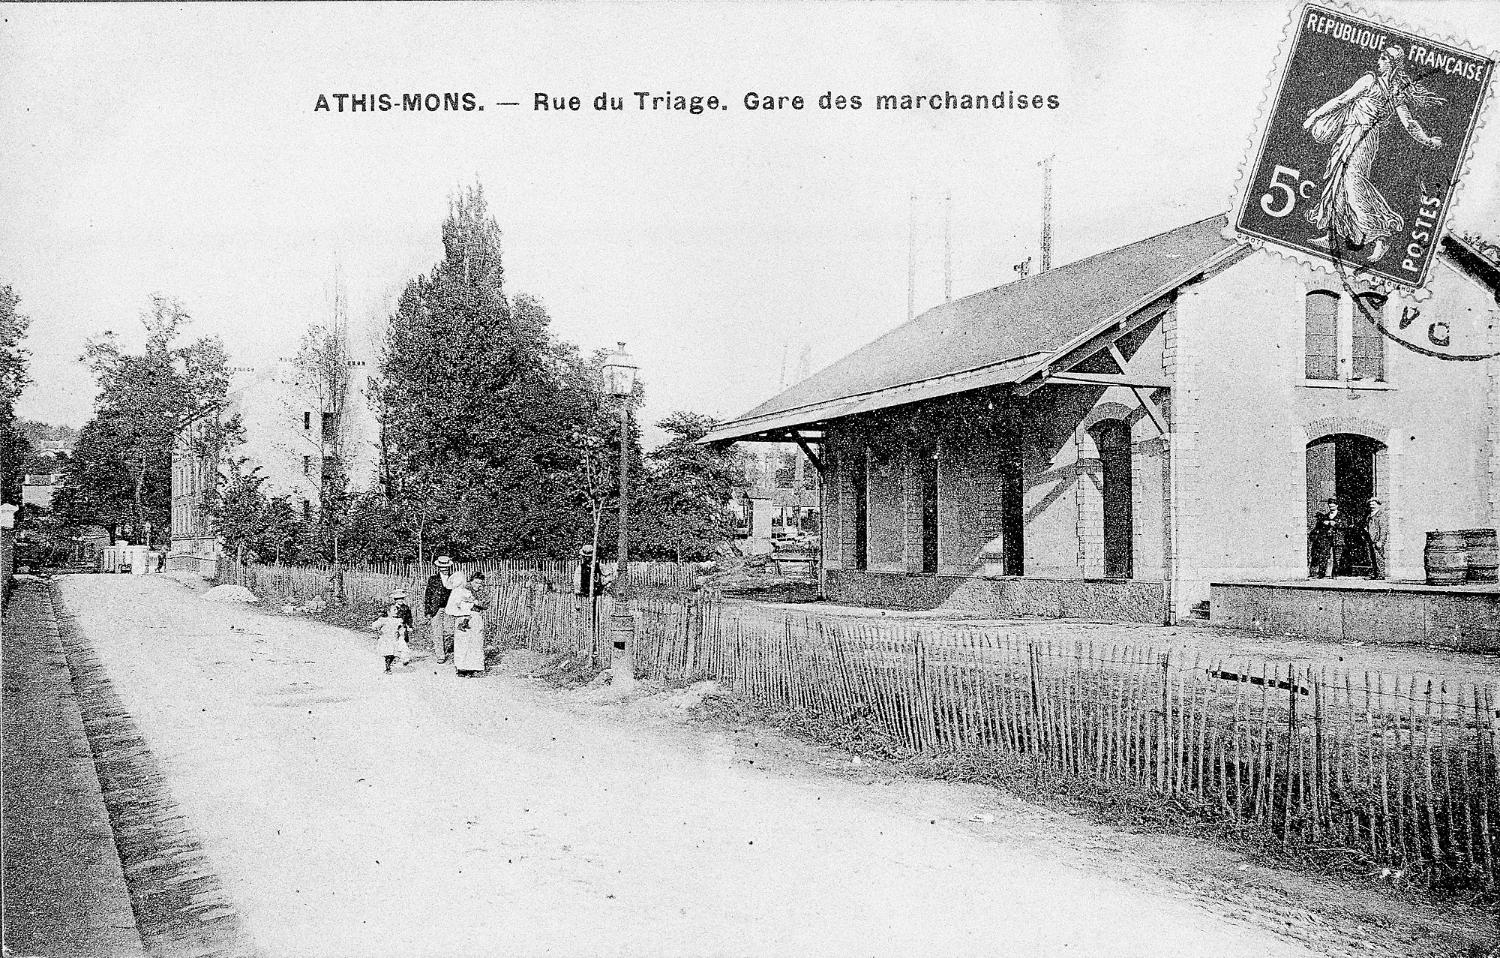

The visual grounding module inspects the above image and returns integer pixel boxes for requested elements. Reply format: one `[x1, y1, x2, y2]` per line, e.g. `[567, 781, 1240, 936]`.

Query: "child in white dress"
[371, 600, 412, 673]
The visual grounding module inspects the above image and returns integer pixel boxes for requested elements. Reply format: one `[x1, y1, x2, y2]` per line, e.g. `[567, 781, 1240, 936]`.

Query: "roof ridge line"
[939, 212, 1229, 311]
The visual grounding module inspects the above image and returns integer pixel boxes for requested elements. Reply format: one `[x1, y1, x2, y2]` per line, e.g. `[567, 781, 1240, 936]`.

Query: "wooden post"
[1478, 685, 1496, 888]
[1158, 651, 1170, 791]
[1027, 642, 1044, 755]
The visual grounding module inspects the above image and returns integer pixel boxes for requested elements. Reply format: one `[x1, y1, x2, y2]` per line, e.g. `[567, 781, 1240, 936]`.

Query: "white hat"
[390, 589, 407, 600]
[434, 556, 453, 569]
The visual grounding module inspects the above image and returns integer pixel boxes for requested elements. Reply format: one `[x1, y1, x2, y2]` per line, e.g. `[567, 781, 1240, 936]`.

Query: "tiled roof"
[705, 215, 1238, 442]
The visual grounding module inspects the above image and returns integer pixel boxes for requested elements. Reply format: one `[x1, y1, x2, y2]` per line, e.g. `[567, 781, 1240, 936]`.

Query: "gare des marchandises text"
[536, 90, 1060, 113]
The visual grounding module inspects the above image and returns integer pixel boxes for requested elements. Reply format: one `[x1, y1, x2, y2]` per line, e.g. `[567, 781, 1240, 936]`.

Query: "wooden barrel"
[1424, 531, 1468, 586]
[1459, 528, 1499, 583]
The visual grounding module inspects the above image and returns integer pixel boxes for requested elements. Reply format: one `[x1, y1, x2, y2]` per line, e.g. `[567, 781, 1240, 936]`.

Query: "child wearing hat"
[371, 588, 414, 673]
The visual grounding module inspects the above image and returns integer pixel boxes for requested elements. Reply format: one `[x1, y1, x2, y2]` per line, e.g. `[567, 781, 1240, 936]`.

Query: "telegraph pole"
[1038, 156, 1054, 272]
[944, 191, 953, 302]
[907, 193, 918, 322]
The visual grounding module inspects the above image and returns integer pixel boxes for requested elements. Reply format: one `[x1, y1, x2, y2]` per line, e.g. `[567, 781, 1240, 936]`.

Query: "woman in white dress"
[445, 570, 489, 676]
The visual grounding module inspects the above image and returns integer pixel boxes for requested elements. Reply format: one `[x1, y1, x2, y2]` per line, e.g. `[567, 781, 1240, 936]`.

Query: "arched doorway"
[1306, 434, 1385, 578]
[1092, 420, 1133, 579]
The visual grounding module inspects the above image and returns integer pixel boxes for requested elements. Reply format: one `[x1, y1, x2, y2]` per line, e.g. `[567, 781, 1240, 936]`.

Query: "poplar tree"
[377, 184, 610, 558]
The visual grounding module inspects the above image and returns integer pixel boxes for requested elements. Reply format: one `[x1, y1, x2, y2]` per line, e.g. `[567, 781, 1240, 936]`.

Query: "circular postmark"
[1315, 57, 1500, 362]
[1330, 225, 1500, 362]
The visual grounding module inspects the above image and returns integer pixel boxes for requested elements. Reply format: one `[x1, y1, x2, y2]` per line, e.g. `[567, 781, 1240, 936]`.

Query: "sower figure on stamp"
[425, 555, 457, 664]
[1302, 45, 1444, 264]
[1360, 497, 1387, 580]
[1310, 498, 1346, 578]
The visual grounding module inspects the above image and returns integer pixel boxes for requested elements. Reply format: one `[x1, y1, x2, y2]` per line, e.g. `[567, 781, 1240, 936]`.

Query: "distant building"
[733, 444, 820, 544]
[21, 470, 64, 510]
[707, 216, 1500, 630]
[730, 345, 822, 545]
[170, 358, 381, 570]
[20, 447, 69, 510]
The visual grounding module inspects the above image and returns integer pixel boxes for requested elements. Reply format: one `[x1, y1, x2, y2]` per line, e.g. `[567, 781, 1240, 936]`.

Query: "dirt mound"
[492, 649, 549, 674]
[202, 585, 259, 604]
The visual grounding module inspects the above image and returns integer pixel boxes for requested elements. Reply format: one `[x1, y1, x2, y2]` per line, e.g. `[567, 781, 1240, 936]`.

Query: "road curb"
[50, 581, 260, 958]
[2, 579, 146, 958]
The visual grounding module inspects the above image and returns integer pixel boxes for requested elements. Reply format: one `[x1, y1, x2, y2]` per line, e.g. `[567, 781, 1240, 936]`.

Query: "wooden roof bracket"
[789, 432, 826, 476]
[1016, 295, 1176, 397]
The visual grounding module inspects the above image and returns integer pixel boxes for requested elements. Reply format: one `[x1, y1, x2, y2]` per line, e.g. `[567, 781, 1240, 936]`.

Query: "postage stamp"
[1230, 3, 1495, 292]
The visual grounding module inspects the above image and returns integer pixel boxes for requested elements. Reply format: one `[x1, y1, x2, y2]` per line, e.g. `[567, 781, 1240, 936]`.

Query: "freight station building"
[705, 216, 1500, 647]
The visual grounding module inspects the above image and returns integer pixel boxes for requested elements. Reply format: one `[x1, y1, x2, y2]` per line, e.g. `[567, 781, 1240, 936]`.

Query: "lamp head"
[602, 341, 638, 397]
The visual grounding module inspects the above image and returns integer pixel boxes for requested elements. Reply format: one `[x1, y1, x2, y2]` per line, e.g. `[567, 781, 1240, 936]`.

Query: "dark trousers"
[1359, 534, 1384, 579]
[1311, 538, 1342, 577]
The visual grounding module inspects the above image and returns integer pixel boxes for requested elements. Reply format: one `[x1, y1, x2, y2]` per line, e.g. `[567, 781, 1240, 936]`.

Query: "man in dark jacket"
[425, 555, 456, 663]
[1309, 498, 1345, 578]
[572, 545, 605, 603]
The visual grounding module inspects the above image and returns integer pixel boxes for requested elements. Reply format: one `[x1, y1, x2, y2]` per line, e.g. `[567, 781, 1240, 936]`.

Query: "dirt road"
[45, 574, 1456, 957]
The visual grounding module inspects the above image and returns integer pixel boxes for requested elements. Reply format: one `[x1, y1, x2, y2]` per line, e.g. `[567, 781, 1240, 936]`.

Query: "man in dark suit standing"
[1310, 498, 1345, 578]
[425, 555, 456, 663]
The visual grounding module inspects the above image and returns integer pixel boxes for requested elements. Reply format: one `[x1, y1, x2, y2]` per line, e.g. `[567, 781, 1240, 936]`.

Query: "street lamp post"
[602, 342, 638, 692]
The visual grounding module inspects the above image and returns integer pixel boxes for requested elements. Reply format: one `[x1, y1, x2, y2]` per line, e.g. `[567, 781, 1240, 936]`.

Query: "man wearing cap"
[425, 556, 457, 663]
[1359, 497, 1386, 580]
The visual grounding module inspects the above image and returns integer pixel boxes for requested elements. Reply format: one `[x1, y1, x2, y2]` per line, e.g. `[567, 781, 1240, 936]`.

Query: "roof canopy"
[704, 215, 1238, 444]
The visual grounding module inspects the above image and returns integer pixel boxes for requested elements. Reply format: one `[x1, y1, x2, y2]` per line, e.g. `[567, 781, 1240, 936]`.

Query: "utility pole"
[1038, 156, 1054, 272]
[907, 193, 917, 322]
[944, 191, 953, 302]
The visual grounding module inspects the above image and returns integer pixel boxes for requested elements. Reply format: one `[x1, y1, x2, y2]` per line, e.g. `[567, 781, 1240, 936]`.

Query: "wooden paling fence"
[628, 601, 1498, 888]
[240, 558, 691, 594]
[226, 561, 1498, 888]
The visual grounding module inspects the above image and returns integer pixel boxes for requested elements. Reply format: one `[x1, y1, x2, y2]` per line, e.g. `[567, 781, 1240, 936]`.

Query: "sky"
[3, 1, 1498, 446]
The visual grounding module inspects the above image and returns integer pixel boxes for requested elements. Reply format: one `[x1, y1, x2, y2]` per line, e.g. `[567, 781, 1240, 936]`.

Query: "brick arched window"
[1305, 289, 1387, 384]
[1351, 292, 1386, 382]
[1305, 290, 1340, 380]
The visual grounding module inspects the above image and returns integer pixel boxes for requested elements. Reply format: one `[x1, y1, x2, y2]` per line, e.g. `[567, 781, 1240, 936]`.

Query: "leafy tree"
[375, 184, 614, 559]
[633, 411, 742, 561]
[53, 417, 136, 540]
[208, 460, 310, 564]
[564, 345, 647, 565]
[54, 296, 231, 543]
[18, 421, 80, 447]
[257, 496, 308, 564]
[338, 490, 416, 563]
[0, 285, 33, 504]
[212, 460, 274, 556]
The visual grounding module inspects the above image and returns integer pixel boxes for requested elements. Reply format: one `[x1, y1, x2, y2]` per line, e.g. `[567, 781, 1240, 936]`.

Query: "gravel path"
[43, 573, 1463, 958]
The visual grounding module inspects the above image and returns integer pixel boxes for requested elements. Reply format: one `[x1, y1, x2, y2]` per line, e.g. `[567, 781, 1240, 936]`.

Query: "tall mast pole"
[944, 191, 953, 302]
[1038, 156, 1054, 272]
[907, 193, 917, 322]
